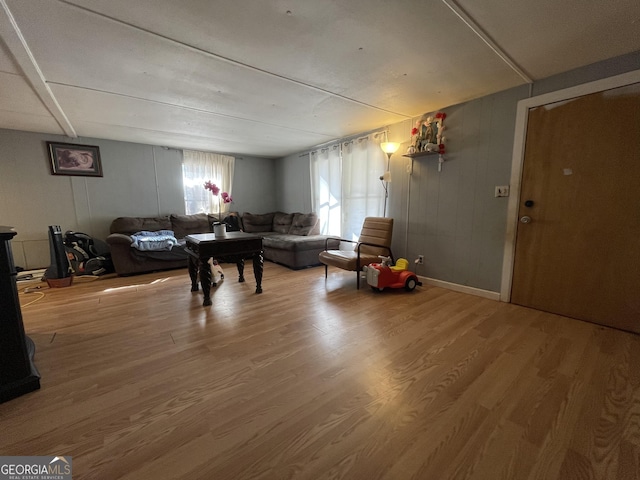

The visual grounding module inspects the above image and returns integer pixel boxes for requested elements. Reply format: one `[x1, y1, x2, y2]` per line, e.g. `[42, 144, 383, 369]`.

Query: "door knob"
[520, 216, 532, 224]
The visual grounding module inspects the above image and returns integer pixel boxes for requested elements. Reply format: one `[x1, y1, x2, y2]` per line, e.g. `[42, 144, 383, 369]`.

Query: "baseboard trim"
[418, 276, 501, 301]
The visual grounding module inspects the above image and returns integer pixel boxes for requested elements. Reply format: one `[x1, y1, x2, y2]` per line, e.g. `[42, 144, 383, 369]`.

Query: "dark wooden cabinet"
[0, 227, 40, 403]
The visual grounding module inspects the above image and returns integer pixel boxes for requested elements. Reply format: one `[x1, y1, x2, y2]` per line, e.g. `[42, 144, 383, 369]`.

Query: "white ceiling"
[1, 0, 639, 158]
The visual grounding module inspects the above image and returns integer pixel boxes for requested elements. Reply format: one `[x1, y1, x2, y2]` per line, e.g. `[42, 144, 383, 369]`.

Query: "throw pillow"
[170, 213, 211, 239]
[110, 216, 171, 235]
[289, 213, 319, 236]
[242, 212, 275, 233]
[272, 212, 294, 233]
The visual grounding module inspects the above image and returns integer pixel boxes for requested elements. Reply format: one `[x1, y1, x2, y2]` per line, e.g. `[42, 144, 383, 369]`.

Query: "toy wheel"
[371, 286, 384, 293]
[405, 277, 417, 292]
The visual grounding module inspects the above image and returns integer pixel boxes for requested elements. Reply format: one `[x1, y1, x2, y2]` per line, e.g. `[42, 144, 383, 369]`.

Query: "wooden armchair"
[319, 217, 394, 289]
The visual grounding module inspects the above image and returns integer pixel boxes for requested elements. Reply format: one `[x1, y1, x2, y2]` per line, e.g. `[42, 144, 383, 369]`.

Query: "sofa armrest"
[106, 233, 133, 246]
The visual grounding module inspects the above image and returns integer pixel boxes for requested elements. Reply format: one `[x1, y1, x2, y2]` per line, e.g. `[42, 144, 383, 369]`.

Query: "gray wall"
[390, 85, 529, 292]
[232, 155, 278, 214]
[274, 50, 640, 293]
[276, 152, 313, 214]
[0, 129, 275, 269]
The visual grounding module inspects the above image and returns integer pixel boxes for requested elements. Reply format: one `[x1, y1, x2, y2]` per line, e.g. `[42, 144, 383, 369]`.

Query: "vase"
[213, 222, 226, 238]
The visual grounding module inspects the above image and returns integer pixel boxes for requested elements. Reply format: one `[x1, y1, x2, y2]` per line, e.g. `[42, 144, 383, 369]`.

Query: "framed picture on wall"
[47, 142, 103, 177]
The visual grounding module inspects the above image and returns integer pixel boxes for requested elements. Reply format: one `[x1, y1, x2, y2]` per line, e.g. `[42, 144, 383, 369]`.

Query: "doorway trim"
[500, 68, 640, 302]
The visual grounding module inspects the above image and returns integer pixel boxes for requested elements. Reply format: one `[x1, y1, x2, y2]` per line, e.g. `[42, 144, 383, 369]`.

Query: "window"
[182, 150, 234, 215]
[310, 145, 342, 236]
[310, 133, 385, 238]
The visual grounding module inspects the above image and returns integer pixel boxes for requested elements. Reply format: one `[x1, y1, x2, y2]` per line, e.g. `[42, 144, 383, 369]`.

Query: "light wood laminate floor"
[2, 262, 639, 479]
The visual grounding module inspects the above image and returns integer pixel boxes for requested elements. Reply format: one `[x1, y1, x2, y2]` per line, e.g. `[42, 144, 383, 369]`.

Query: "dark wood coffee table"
[184, 232, 263, 306]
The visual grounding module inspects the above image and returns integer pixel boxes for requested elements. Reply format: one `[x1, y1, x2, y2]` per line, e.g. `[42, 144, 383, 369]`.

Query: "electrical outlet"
[418, 255, 424, 264]
[495, 186, 510, 197]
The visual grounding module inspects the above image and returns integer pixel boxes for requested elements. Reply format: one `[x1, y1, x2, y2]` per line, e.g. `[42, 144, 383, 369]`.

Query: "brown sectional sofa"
[106, 211, 339, 276]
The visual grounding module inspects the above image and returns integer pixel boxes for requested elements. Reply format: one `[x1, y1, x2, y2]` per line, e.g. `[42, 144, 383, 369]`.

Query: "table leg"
[199, 258, 212, 306]
[253, 251, 263, 294]
[188, 255, 199, 292]
[236, 258, 245, 283]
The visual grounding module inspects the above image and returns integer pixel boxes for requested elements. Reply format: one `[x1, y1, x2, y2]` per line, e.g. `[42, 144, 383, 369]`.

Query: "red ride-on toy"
[363, 257, 422, 292]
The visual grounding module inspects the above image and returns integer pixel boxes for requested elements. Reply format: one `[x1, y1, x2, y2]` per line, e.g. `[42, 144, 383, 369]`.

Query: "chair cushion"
[357, 217, 394, 255]
[318, 250, 382, 271]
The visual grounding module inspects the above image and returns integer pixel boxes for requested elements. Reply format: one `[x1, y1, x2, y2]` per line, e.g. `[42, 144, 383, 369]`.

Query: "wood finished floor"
[2, 262, 640, 479]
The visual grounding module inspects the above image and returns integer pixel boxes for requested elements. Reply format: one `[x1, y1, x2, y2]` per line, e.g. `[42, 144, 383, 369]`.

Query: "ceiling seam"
[441, 0, 533, 84]
[78, 118, 324, 147]
[0, 0, 77, 137]
[49, 81, 341, 139]
[56, 0, 413, 120]
[77, 119, 296, 156]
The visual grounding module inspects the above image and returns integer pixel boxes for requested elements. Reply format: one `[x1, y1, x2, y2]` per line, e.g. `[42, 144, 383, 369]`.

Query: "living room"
[3, 53, 640, 297]
[1, 0, 640, 478]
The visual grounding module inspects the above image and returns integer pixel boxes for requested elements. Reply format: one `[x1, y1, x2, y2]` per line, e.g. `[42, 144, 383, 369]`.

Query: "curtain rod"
[300, 128, 388, 157]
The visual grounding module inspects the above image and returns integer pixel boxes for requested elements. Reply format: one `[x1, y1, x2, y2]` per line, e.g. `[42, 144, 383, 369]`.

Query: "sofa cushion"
[289, 213, 319, 236]
[262, 234, 331, 251]
[272, 212, 294, 233]
[110, 216, 172, 235]
[170, 213, 211, 239]
[242, 212, 275, 233]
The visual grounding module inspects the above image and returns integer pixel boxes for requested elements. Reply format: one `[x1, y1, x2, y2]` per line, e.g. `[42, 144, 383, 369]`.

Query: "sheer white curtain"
[341, 135, 386, 241]
[310, 132, 386, 239]
[182, 150, 235, 214]
[310, 145, 342, 235]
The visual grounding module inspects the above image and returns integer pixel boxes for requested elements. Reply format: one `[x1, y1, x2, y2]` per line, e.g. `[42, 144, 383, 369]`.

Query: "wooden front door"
[511, 83, 640, 333]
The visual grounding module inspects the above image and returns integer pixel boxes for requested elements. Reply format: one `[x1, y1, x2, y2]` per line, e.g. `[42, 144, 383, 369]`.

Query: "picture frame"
[47, 142, 103, 177]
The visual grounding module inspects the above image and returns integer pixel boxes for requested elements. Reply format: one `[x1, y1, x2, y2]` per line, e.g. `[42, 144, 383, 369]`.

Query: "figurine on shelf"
[435, 112, 446, 145]
[436, 125, 445, 146]
[409, 112, 447, 155]
[423, 116, 436, 146]
[411, 120, 423, 152]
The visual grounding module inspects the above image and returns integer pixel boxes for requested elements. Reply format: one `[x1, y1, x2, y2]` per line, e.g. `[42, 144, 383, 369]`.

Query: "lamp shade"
[380, 142, 400, 155]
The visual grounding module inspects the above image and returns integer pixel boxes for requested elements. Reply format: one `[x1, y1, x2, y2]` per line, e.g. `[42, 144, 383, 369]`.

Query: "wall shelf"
[402, 151, 442, 159]
[403, 151, 446, 172]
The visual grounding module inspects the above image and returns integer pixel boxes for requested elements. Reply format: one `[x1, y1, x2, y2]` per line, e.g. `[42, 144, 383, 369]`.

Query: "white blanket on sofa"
[130, 230, 179, 251]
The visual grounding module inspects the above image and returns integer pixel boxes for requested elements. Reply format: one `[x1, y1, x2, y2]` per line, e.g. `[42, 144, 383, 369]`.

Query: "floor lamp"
[380, 141, 400, 217]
